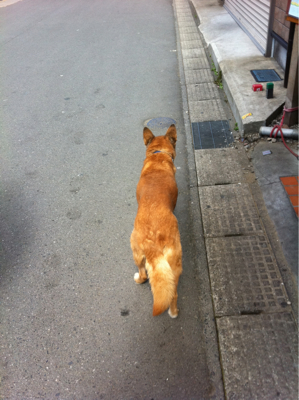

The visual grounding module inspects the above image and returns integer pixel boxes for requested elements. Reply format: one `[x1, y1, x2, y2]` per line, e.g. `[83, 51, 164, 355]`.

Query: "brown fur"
[130, 124, 182, 317]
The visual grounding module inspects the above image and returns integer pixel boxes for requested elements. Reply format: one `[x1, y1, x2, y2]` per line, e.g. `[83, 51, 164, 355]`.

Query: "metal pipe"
[259, 126, 299, 139]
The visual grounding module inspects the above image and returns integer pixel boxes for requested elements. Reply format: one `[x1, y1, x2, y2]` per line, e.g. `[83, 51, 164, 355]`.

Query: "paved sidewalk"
[191, 0, 287, 135]
[174, 0, 298, 398]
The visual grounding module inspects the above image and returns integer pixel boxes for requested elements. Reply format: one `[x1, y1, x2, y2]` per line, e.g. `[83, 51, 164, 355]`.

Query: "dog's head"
[143, 124, 177, 160]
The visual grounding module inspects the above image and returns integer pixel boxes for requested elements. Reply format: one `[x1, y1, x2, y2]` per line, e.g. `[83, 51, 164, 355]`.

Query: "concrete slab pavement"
[174, 0, 298, 398]
[251, 140, 298, 282]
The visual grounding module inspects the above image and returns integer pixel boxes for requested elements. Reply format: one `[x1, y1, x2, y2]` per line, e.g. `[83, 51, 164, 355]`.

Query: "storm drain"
[194, 148, 244, 186]
[146, 117, 176, 129]
[206, 235, 291, 316]
[199, 184, 263, 237]
[191, 120, 234, 149]
[217, 313, 298, 399]
[250, 69, 282, 82]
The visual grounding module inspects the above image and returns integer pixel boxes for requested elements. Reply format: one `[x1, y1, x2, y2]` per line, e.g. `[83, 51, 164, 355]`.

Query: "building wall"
[224, 0, 271, 55]
[273, 0, 290, 44]
[272, 0, 290, 70]
[273, 40, 287, 70]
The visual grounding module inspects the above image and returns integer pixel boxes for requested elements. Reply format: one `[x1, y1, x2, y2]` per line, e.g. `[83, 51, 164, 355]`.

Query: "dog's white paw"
[168, 308, 178, 318]
[134, 272, 140, 283]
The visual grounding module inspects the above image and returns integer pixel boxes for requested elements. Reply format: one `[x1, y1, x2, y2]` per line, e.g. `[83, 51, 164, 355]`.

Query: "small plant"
[234, 123, 239, 131]
[211, 61, 223, 89]
[211, 62, 217, 74]
[215, 71, 223, 89]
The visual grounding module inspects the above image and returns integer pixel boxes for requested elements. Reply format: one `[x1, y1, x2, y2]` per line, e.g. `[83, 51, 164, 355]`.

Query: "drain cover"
[206, 235, 290, 316]
[217, 313, 298, 399]
[250, 69, 282, 82]
[146, 117, 176, 129]
[199, 184, 263, 237]
[192, 120, 234, 149]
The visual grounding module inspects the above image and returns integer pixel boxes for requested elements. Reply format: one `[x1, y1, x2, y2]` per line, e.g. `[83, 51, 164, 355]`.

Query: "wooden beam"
[284, 24, 298, 127]
[286, 15, 299, 24]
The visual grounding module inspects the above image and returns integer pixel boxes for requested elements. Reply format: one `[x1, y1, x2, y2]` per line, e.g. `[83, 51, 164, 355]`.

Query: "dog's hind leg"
[130, 231, 148, 284]
[133, 253, 147, 284]
[166, 246, 182, 318]
[168, 274, 180, 318]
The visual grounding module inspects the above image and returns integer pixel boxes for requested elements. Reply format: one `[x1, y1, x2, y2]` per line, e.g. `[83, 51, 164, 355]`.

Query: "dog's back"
[130, 125, 182, 317]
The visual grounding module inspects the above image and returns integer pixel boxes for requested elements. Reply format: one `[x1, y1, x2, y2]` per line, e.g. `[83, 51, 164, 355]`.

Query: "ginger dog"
[130, 124, 182, 317]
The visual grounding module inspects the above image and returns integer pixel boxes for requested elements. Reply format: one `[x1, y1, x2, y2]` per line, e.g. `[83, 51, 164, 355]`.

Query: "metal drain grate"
[250, 69, 282, 82]
[206, 235, 290, 316]
[191, 120, 234, 149]
[199, 184, 263, 237]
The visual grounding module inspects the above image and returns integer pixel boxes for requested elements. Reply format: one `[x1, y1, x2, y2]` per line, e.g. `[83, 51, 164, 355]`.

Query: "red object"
[252, 84, 263, 91]
[270, 106, 299, 159]
[280, 176, 299, 218]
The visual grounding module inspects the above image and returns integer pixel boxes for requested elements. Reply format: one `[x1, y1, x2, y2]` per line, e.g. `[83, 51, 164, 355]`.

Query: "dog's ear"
[165, 124, 177, 146]
[143, 127, 155, 146]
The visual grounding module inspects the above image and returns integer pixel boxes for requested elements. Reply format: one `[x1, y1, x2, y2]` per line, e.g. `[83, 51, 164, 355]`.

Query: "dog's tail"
[145, 253, 176, 316]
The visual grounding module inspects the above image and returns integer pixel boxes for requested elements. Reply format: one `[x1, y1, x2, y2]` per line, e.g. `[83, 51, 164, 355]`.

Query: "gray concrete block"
[180, 33, 201, 42]
[188, 99, 226, 122]
[179, 27, 200, 35]
[181, 39, 203, 50]
[186, 82, 220, 102]
[183, 57, 210, 71]
[177, 14, 193, 22]
[184, 69, 214, 84]
[176, 9, 191, 14]
[175, 0, 189, 6]
[198, 183, 263, 237]
[194, 148, 243, 186]
[206, 235, 291, 316]
[177, 16, 195, 24]
[182, 48, 206, 59]
[177, 19, 198, 29]
[217, 313, 298, 399]
[176, 5, 190, 10]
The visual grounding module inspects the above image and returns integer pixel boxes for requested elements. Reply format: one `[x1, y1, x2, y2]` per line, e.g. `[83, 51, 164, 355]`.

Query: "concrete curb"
[174, 0, 298, 398]
[173, 3, 225, 398]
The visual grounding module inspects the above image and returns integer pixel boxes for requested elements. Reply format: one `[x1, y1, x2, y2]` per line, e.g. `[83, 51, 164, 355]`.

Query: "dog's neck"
[151, 150, 174, 161]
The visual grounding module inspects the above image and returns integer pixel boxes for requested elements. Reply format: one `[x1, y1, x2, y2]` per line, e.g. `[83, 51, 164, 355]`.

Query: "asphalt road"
[0, 0, 214, 398]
